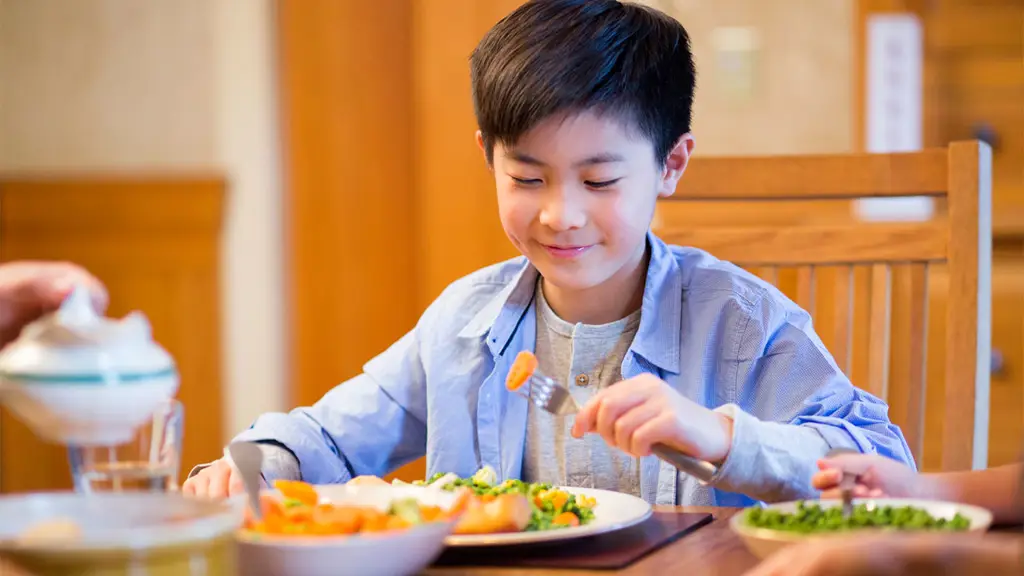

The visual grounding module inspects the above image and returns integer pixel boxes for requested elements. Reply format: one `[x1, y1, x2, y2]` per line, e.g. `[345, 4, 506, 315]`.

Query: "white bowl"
[236, 483, 459, 576]
[0, 491, 242, 575]
[0, 372, 178, 446]
[731, 498, 994, 559]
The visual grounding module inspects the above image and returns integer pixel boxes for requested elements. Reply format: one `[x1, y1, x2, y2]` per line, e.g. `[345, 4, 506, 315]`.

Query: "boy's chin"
[534, 267, 608, 293]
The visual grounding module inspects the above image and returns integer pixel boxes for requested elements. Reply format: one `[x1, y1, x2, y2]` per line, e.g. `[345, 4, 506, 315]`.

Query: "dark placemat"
[432, 511, 714, 570]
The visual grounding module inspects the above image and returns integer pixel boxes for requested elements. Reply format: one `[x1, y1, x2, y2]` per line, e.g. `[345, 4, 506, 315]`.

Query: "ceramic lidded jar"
[0, 285, 179, 446]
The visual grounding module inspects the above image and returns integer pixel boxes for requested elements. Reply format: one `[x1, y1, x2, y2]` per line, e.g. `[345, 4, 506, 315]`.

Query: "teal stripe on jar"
[0, 366, 178, 385]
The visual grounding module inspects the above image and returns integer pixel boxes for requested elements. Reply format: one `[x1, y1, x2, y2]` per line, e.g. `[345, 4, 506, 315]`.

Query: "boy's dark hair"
[470, 0, 695, 166]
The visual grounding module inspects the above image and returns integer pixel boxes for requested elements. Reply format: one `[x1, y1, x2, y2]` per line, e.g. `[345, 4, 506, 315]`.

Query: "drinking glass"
[67, 399, 184, 492]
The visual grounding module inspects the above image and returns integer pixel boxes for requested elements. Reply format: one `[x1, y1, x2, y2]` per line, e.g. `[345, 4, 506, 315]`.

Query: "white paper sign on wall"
[856, 13, 933, 222]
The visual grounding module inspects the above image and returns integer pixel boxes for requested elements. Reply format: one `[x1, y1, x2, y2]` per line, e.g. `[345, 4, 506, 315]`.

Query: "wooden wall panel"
[277, 0, 417, 411]
[0, 177, 225, 492]
[279, 1, 526, 483]
[411, 0, 523, 310]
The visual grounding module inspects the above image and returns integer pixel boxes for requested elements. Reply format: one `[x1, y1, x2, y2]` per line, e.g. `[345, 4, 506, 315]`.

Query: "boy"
[185, 0, 913, 507]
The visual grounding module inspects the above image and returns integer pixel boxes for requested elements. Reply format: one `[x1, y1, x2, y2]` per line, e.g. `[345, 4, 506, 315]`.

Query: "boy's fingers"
[811, 468, 842, 490]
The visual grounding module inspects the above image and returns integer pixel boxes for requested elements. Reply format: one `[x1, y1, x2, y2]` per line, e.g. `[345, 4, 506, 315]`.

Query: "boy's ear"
[474, 130, 492, 168]
[657, 133, 695, 198]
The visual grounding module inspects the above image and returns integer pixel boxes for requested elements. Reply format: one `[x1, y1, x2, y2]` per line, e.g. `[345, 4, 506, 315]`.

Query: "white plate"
[730, 497, 994, 560]
[443, 486, 652, 547]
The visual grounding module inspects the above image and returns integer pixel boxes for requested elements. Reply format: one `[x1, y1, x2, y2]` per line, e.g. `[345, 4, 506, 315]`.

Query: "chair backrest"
[654, 140, 992, 471]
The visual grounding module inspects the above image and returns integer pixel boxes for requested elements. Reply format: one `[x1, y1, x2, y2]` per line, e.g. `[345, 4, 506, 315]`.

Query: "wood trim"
[659, 223, 948, 265]
[0, 177, 224, 233]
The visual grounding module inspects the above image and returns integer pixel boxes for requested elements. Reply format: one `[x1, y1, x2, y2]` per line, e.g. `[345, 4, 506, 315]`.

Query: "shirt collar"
[458, 231, 682, 373]
[630, 231, 682, 374]
[458, 261, 539, 357]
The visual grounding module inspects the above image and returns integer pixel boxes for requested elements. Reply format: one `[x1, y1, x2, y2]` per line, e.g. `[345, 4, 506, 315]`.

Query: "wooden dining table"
[423, 506, 759, 576]
[424, 506, 1024, 576]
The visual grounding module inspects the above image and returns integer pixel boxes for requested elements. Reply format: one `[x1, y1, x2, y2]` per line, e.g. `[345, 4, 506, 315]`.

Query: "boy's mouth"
[541, 244, 594, 259]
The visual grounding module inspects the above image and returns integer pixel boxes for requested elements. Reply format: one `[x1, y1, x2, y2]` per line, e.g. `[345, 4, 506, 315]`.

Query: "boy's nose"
[539, 191, 586, 231]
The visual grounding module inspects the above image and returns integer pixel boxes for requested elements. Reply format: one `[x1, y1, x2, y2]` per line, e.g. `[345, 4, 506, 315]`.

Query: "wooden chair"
[654, 140, 992, 472]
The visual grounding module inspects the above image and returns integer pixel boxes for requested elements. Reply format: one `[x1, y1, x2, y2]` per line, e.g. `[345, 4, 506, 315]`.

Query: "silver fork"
[514, 370, 719, 484]
[824, 447, 861, 518]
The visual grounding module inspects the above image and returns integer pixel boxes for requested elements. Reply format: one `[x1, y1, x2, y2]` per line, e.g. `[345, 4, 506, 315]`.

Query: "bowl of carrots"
[236, 480, 462, 576]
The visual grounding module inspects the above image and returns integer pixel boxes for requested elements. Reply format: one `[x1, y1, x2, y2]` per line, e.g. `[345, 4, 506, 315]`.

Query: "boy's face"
[481, 110, 693, 295]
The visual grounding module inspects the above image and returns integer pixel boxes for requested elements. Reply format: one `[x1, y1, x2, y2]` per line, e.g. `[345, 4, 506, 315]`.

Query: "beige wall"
[0, 0, 218, 169]
[0, 0, 285, 442]
[644, 0, 855, 155]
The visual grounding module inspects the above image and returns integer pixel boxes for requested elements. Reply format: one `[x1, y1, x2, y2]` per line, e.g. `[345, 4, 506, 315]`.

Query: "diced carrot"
[506, 351, 538, 391]
[548, 490, 569, 510]
[420, 505, 443, 522]
[385, 515, 411, 531]
[273, 479, 320, 507]
[552, 512, 580, 527]
[313, 505, 363, 533]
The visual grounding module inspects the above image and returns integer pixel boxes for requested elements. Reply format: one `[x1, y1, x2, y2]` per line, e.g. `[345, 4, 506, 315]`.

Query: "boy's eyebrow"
[507, 152, 626, 167]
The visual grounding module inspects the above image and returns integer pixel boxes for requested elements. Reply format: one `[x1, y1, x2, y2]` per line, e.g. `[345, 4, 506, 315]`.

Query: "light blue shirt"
[233, 232, 914, 506]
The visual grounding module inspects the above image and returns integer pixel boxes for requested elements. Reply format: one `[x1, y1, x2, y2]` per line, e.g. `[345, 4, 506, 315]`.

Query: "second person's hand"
[813, 452, 924, 499]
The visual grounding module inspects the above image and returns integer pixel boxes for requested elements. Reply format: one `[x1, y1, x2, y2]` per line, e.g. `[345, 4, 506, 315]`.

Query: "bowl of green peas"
[730, 498, 993, 559]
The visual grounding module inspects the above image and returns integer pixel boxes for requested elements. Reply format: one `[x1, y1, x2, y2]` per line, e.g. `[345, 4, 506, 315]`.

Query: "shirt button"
[575, 374, 590, 387]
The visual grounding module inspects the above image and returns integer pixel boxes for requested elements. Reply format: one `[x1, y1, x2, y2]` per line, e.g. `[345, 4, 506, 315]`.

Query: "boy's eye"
[585, 179, 620, 189]
[510, 176, 542, 186]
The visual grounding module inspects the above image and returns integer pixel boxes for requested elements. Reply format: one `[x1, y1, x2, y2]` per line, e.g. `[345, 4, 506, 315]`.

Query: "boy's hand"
[812, 453, 923, 499]
[182, 457, 265, 499]
[570, 374, 733, 462]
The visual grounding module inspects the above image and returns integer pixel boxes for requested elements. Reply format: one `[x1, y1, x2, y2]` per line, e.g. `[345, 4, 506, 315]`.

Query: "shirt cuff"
[707, 403, 831, 502]
[185, 442, 301, 484]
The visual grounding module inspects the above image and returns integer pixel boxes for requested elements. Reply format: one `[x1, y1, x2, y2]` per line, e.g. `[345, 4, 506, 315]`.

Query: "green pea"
[745, 502, 972, 534]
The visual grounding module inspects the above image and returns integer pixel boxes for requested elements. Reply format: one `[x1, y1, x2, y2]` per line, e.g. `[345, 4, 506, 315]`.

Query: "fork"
[513, 369, 719, 484]
[824, 446, 861, 518]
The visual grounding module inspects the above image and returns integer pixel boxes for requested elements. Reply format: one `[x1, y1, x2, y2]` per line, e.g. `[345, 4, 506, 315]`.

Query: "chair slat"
[795, 266, 816, 314]
[833, 266, 854, 376]
[759, 266, 779, 287]
[889, 263, 930, 464]
[866, 264, 892, 400]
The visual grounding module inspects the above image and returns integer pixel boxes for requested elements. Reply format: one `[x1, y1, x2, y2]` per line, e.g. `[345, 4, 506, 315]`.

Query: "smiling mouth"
[541, 244, 595, 259]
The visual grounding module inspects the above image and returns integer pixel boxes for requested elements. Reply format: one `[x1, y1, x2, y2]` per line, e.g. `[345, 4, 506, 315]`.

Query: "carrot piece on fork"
[506, 350, 538, 391]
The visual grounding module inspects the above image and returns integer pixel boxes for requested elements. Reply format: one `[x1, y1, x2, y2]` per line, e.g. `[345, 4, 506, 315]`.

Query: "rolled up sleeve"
[714, 293, 915, 501]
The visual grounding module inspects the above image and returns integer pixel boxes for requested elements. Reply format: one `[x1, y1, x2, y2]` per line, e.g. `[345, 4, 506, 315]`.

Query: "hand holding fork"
[507, 352, 725, 484]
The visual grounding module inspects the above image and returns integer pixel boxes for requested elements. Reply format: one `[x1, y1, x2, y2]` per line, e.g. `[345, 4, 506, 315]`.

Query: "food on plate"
[410, 465, 597, 532]
[505, 350, 538, 391]
[744, 501, 972, 534]
[448, 491, 532, 534]
[242, 480, 456, 537]
[347, 475, 390, 487]
[15, 518, 83, 544]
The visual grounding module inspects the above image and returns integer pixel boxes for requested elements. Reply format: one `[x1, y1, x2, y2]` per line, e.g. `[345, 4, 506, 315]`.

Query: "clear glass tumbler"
[67, 399, 184, 492]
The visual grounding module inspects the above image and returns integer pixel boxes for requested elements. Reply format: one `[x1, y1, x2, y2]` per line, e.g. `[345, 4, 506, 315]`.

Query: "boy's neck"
[540, 242, 649, 325]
